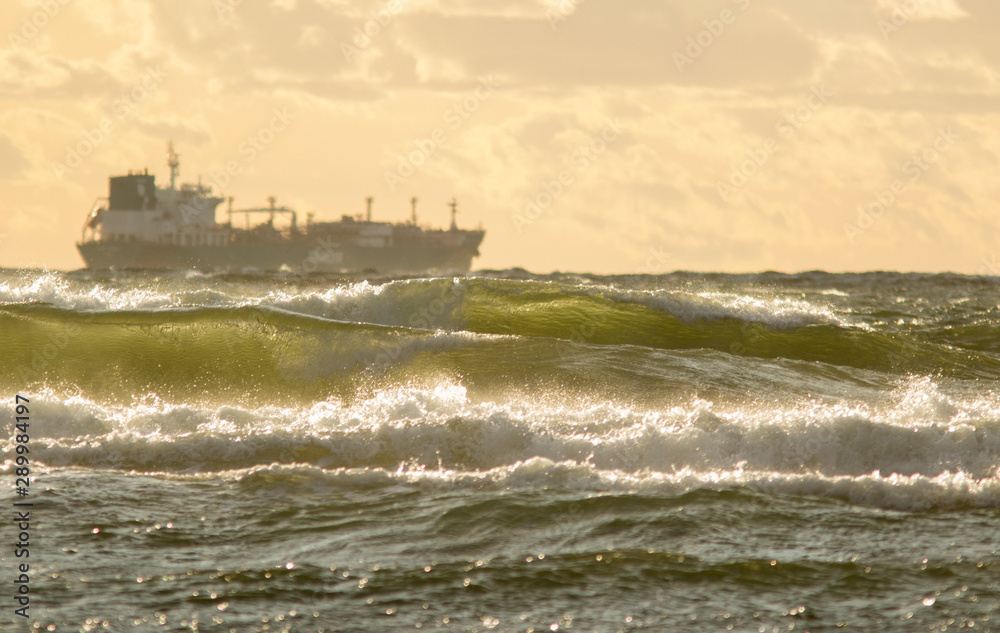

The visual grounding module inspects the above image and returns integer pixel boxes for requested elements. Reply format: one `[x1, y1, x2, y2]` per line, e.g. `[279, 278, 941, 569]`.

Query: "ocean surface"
[1, 268, 999, 632]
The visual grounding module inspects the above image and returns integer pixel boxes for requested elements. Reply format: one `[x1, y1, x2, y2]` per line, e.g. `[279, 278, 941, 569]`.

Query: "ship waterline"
[76, 236, 483, 274]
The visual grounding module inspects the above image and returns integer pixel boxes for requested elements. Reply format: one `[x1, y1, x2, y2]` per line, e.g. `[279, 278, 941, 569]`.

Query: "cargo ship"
[76, 144, 485, 273]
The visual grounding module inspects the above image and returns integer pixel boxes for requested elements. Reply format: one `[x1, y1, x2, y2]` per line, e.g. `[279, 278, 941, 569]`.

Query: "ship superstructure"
[76, 144, 485, 273]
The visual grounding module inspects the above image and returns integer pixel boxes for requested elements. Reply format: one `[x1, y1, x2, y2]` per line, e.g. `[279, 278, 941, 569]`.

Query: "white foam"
[0, 272, 236, 311]
[264, 278, 465, 330]
[635, 290, 846, 329]
[136, 460, 1000, 513]
[5, 379, 999, 511]
[0, 273, 473, 335]
[0, 272, 855, 334]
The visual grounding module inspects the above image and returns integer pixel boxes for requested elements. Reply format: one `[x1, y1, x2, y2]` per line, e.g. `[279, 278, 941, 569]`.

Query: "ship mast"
[448, 197, 458, 231]
[366, 196, 373, 222]
[411, 197, 418, 225]
[166, 141, 180, 190]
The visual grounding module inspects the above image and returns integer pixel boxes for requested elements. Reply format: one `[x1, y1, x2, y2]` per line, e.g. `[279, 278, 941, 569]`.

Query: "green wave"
[453, 279, 1000, 378]
[1, 285, 997, 406]
[0, 304, 404, 404]
[918, 320, 1000, 354]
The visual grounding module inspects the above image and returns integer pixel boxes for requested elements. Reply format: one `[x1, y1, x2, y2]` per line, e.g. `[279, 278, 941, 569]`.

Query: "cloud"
[0, 50, 125, 99]
[1, 0, 998, 272]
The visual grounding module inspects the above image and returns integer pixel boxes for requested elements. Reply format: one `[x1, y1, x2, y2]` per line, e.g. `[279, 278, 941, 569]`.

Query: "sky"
[0, 0, 998, 274]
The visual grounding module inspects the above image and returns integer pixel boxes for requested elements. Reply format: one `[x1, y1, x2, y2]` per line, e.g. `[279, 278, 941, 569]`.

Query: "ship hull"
[76, 240, 480, 273]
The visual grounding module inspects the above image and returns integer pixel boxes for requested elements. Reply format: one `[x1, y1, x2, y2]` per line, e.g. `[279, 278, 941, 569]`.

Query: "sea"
[1, 267, 998, 632]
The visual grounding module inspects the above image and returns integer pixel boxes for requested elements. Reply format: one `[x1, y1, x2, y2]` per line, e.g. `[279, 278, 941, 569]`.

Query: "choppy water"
[1, 268, 999, 631]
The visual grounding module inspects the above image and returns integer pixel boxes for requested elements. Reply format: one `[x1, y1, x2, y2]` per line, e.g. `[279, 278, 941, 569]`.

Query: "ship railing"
[227, 206, 298, 235]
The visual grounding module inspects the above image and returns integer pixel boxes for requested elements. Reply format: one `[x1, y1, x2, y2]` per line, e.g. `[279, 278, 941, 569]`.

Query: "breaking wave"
[6, 380, 999, 511]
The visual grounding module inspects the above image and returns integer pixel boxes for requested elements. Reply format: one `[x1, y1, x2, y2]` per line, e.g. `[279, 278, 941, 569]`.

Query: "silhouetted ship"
[76, 144, 485, 273]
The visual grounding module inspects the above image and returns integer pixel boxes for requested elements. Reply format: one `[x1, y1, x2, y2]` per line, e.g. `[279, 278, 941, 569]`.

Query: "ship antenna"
[448, 197, 458, 231]
[167, 141, 180, 190]
[411, 197, 418, 225]
[366, 196, 373, 222]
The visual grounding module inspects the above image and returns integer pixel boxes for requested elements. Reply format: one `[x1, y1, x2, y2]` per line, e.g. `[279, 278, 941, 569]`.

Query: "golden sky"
[1, 0, 997, 274]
